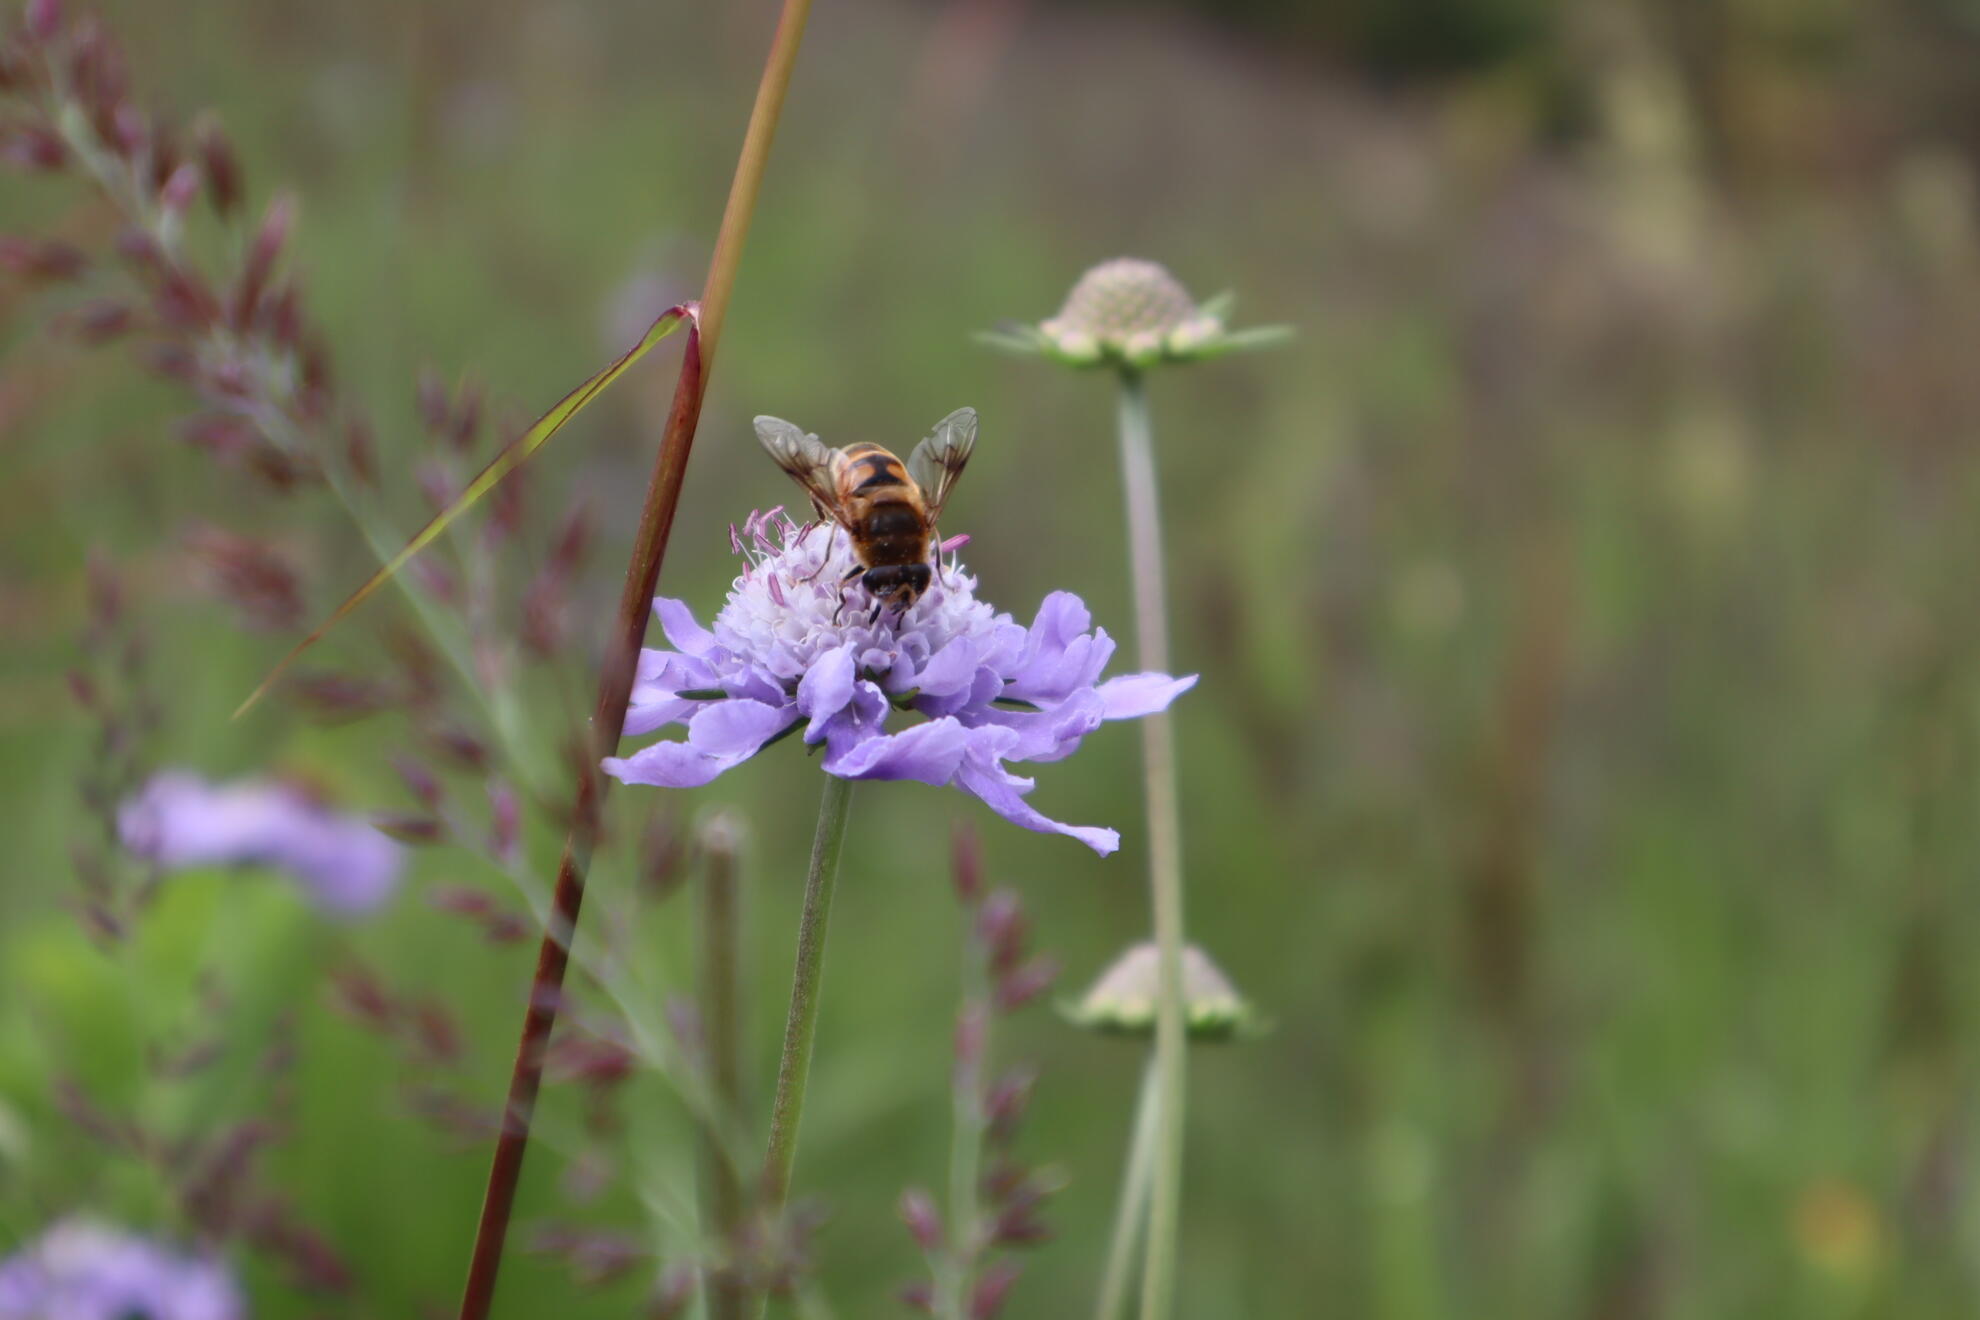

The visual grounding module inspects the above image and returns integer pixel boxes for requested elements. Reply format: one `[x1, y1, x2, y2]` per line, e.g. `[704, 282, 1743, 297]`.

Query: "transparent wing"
[906, 406, 977, 523]
[754, 415, 847, 524]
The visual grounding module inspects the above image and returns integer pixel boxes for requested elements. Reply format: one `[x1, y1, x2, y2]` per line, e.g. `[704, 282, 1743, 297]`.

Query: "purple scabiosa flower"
[118, 771, 404, 915]
[602, 512, 1194, 855]
[0, 1220, 244, 1320]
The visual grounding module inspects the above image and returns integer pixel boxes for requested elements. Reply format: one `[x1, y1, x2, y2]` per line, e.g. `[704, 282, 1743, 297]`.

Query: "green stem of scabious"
[1115, 371, 1189, 1320]
[1094, 1058, 1162, 1320]
[759, 775, 856, 1215]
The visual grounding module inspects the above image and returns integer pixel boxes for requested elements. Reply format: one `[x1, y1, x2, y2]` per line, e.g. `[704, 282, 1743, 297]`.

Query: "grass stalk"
[456, 3, 814, 1315]
[698, 817, 750, 1320]
[937, 973, 990, 1317]
[1094, 1059, 1161, 1320]
[1114, 371, 1189, 1320]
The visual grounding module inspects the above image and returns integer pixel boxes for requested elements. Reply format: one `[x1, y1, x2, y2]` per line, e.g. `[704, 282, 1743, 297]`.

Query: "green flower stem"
[1115, 371, 1189, 1320]
[760, 775, 857, 1214]
[1095, 1060, 1162, 1320]
[698, 822, 749, 1320]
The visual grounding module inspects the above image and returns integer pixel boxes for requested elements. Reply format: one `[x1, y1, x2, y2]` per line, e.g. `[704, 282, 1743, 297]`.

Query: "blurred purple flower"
[603, 512, 1195, 855]
[118, 771, 404, 915]
[0, 1220, 244, 1320]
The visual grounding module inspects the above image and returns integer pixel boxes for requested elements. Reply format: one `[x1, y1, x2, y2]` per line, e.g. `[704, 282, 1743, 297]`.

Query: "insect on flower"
[753, 407, 976, 623]
[603, 505, 1196, 854]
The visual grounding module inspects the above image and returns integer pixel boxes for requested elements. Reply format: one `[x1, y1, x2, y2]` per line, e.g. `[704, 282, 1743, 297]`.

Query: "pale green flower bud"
[979, 256, 1291, 372]
[1065, 941, 1258, 1042]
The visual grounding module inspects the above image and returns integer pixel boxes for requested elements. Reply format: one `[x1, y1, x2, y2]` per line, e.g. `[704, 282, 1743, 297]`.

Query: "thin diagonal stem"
[761, 774, 856, 1213]
[937, 969, 990, 1318]
[1095, 1059, 1161, 1320]
[1115, 371, 1188, 1320]
[457, 3, 813, 1315]
[698, 818, 749, 1320]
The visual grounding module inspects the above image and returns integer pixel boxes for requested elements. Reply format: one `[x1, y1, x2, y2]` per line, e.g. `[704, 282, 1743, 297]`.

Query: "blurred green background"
[8, 0, 1980, 1314]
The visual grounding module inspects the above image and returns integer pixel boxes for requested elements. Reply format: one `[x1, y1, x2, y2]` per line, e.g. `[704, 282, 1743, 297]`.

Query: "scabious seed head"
[604, 511, 1196, 855]
[1052, 258, 1195, 339]
[0, 1220, 244, 1320]
[1067, 942, 1257, 1041]
[985, 256, 1287, 371]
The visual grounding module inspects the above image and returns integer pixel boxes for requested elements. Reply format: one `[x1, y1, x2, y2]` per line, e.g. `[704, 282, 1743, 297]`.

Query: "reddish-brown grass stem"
[456, 2, 815, 1315]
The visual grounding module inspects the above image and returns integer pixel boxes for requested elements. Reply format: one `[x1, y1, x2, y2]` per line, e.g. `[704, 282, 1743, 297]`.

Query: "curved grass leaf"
[234, 303, 701, 718]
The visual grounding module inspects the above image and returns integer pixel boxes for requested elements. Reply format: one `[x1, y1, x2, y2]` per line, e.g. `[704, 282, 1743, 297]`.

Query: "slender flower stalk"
[760, 775, 856, 1213]
[900, 834, 1063, 1320]
[696, 814, 749, 1320]
[1114, 371, 1188, 1320]
[937, 968, 990, 1320]
[988, 258, 1283, 1320]
[1093, 1061, 1159, 1320]
[1074, 943, 1257, 1319]
[458, 2, 814, 1315]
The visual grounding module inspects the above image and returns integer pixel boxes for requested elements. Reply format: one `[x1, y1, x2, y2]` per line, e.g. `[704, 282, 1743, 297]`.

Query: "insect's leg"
[795, 527, 833, 585]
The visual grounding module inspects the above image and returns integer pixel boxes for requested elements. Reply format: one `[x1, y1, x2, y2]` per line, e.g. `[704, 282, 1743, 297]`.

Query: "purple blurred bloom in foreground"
[0, 1220, 244, 1320]
[603, 512, 1195, 854]
[118, 771, 404, 915]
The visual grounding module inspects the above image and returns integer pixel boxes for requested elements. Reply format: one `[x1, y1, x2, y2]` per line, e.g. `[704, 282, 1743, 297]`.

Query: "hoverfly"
[753, 407, 977, 623]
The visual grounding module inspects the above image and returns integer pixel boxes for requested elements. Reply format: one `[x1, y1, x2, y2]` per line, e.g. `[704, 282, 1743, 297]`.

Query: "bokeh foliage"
[6, 0, 1980, 1315]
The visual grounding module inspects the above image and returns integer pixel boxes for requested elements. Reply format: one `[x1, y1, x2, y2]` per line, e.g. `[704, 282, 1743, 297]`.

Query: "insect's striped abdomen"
[841, 443, 910, 493]
[836, 443, 929, 568]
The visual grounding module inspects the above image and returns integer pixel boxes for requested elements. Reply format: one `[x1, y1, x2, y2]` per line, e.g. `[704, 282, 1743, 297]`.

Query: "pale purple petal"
[913, 634, 984, 697]
[290, 817, 404, 915]
[621, 696, 698, 738]
[978, 689, 1107, 763]
[653, 597, 716, 656]
[608, 700, 795, 788]
[0, 1221, 245, 1320]
[819, 681, 892, 764]
[624, 652, 721, 735]
[796, 645, 856, 743]
[1028, 591, 1092, 654]
[822, 717, 976, 785]
[687, 699, 796, 755]
[1007, 629, 1115, 703]
[1095, 672, 1198, 720]
[604, 741, 744, 789]
[957, 757, 1120, 856]
[118, 772, 403, 916]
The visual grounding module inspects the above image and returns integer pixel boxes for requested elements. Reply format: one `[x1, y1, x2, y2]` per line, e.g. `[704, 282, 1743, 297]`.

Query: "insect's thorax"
[836, 444, 931, 567]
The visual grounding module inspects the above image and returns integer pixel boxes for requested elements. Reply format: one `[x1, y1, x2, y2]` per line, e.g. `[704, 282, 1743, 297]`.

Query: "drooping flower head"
[119, 771, 404, 915]
[603, 511, 1194, 855]
[0, 1220, 244, 1320]
[980, 257, 1291, 371]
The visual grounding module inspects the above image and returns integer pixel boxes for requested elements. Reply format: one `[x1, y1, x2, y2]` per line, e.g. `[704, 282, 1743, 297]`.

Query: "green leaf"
[1197, 289, 1237, 321]
[235, 304, 700, 717]
[972, 327, 1048, 356]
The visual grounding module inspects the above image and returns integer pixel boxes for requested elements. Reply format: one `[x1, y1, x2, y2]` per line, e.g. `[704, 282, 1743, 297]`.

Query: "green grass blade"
[233, 302, 701, 718]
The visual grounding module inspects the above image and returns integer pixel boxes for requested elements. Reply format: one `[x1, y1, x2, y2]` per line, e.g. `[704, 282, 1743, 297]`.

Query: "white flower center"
[713, 514, 996, 685]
